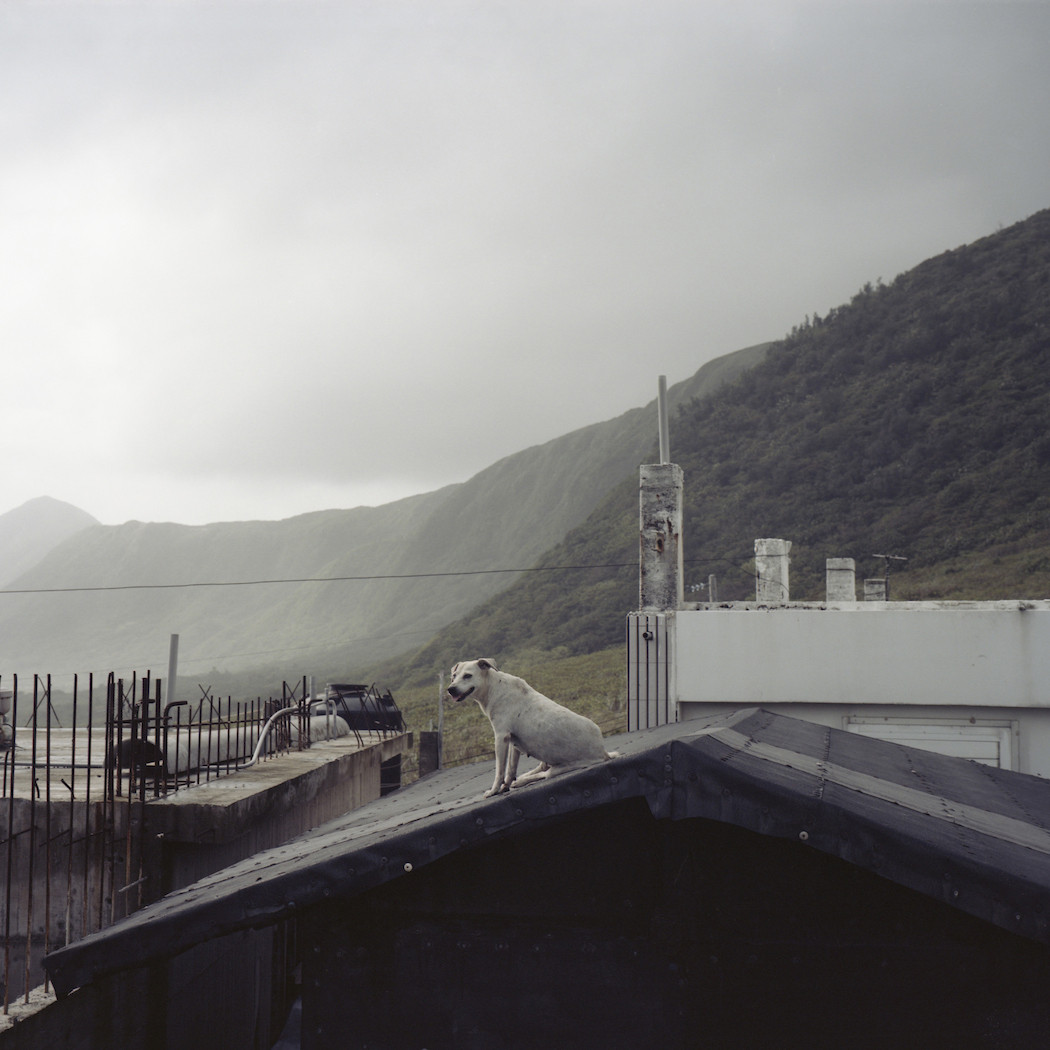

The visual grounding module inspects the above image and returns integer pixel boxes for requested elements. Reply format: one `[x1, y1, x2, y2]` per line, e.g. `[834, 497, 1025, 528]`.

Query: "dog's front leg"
[505, 745, 522, 787]
[485, 731, 513, 797]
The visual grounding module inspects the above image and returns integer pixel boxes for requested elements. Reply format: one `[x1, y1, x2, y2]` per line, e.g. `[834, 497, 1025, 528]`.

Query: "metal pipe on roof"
[657, 374, 670, 464]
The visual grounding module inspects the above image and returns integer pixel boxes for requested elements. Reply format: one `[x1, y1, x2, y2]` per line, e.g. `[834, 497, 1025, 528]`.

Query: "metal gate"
[626, 612, 676, 731]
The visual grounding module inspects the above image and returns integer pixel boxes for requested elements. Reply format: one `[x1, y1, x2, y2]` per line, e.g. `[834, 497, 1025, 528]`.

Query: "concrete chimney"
[864, 578, 888, 601]
[755, 538, 791, 603]
[639, 463, 684, 611]
[826, 558, 857, 602]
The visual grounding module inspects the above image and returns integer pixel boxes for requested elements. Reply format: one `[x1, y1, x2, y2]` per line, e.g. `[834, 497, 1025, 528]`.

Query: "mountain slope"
[384, 208, 1050, 685]
[0, 343, 767, 679]
[675, 207, 1050, 600]
[0, 497, 99, 587]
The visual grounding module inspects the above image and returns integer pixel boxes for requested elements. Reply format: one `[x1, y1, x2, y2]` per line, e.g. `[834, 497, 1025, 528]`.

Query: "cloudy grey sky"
[2, 0, 1047, 526]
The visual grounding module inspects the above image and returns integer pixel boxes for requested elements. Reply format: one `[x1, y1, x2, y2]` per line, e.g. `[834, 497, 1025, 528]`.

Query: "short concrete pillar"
[826, 558, 857, 602]
[639, 463, 684, 611]
[755, 538, 791, 603]
[864, 578, 888, 601]
[418, 731, 442, 777]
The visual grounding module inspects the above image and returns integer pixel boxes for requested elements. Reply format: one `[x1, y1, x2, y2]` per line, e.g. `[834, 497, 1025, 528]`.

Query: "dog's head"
[447, 658, 498, 703]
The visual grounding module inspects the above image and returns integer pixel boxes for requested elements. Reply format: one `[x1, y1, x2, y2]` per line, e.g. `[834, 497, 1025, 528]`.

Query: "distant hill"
[0, 497, 99, 587]
[0, 342, 767, 683]
[386, 208, 1050, 686]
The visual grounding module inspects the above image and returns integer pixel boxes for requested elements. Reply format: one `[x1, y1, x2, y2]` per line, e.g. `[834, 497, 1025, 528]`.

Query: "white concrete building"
[628, 466, 1050, 777]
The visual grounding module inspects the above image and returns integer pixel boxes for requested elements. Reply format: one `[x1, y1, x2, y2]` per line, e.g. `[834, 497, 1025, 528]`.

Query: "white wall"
[675, 601, 1050, 708]
[628, 601, 1050, 778]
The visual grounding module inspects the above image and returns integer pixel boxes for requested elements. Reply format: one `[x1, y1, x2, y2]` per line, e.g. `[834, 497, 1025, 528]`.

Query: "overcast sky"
[2, 1, 1047, 527]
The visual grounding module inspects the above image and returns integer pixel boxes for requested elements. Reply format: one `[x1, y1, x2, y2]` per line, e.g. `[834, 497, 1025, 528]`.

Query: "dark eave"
[45, 708, 1050, 996]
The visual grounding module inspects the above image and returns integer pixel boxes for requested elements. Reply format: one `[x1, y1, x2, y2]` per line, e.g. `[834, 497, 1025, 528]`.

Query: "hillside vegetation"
[382, 208, 1050, 696]
[679, 209, 1050, 602]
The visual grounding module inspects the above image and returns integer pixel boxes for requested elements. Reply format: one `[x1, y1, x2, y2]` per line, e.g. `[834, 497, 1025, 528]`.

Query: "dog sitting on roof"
[447, 658, 619, 798]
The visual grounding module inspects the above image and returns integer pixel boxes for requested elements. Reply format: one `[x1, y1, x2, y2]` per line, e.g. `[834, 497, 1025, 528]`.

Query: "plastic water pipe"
[240, 705, 301, 769]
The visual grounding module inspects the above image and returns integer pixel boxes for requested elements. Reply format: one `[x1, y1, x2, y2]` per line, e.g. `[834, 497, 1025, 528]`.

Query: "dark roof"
[45, 707, 1050, 996]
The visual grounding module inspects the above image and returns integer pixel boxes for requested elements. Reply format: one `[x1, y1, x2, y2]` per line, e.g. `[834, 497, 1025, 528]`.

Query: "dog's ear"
[476, 658, 498, 672]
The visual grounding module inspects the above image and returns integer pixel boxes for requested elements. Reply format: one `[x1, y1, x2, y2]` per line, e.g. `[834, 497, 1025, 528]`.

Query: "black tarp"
[44, 707, 1050, 996]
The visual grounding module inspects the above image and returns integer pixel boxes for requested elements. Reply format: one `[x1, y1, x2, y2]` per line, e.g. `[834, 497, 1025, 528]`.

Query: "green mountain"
[387, 208, 1050, 687]
[0, 343, 765, 684]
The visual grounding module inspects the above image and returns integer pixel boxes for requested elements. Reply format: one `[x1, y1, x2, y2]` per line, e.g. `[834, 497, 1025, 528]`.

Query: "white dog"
[447, 658, 618, 798]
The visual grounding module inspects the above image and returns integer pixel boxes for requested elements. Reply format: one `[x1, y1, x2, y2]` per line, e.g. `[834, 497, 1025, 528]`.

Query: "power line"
[0, 553, 762, 598]
[0, 561, 637, 597]
[0, 553, 755, 675]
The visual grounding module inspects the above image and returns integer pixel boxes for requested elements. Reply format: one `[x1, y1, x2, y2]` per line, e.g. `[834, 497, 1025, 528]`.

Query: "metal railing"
[0, 670, 404, 1010]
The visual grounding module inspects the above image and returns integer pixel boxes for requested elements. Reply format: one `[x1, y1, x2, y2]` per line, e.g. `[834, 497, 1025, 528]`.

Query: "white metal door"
[845, 718, 1016, 770]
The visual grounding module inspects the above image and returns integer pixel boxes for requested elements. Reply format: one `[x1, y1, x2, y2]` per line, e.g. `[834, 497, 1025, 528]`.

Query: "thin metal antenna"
[657, 375, 670, 464]
[872, 554, 908, 598]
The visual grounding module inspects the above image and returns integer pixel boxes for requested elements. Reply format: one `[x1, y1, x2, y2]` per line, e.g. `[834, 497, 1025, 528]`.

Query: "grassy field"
[394, 646, 626, 781]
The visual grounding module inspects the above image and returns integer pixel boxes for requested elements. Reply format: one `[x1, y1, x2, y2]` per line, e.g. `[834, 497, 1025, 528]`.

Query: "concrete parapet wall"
[149, 734, 409, 891]
[1, 733, 411, 1050]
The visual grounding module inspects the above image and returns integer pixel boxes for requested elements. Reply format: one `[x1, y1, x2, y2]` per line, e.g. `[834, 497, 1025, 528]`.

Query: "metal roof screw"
[404, 862, 413, 873]
[798, 830, 809, 841]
